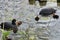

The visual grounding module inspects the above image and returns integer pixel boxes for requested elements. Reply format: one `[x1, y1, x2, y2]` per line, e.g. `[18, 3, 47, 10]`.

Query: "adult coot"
[39, 8, 59, 19]
[0, 19, 16, 31]
[0, 19, 22, 31]
[39, 8, 56, 16]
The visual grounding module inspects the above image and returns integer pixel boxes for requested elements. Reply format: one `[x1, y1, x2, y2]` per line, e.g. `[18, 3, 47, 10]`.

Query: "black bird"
[39, 8, 59, 19]
[39, 8, 56, 16]
[0, 19, 17, 31]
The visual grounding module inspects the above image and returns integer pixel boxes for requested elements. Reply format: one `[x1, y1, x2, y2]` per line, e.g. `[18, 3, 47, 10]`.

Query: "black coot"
[39, 8, 59, 19]
[0, 19, 16, 31]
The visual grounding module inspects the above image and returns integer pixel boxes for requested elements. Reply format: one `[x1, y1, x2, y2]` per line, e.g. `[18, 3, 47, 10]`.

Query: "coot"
[0, 19, 17, 31]
[39, 8, 56, 16]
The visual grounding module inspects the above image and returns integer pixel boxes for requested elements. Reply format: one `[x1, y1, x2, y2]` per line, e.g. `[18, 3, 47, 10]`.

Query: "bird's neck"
[12, 22, 16, 25]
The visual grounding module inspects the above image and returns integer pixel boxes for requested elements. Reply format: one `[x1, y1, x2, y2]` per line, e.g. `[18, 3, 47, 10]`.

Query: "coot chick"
[12, 19, 16, 25]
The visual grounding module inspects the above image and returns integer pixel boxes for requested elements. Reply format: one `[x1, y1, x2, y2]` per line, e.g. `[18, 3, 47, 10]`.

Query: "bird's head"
[53, 15, 59, 19]
[12, 19, 16, 25]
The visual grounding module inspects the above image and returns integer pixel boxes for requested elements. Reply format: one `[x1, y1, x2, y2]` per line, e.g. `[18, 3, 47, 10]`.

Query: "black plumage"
[12, 19, 16, 25]
[0, 19, 17, 31]
[35, 16, 39, 21]
[39, 8, 56, 16]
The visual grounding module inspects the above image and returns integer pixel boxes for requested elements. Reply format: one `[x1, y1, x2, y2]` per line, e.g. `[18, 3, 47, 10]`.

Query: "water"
[0, 0, 60, 40]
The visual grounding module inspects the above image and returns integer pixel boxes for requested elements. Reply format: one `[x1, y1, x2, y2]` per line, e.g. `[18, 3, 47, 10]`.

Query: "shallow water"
[0, 0, 60, 40]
